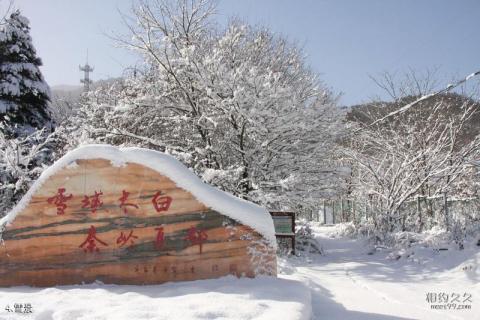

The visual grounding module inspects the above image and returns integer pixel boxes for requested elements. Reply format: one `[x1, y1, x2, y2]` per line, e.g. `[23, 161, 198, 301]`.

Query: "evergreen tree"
[0, 10, 51, 135]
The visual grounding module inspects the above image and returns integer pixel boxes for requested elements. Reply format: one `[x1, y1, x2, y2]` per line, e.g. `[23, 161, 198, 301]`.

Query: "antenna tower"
[79, 50, 94, 92]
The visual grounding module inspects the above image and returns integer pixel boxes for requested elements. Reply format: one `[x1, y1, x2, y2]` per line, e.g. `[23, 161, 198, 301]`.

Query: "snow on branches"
[71, 0, 344, 213]
[0, 9, 56, 215]
[0, 10, 51, 135]
[342, 74, 480, 243]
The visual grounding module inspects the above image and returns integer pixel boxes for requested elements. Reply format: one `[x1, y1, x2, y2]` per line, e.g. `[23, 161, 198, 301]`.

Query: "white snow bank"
[292, 225, 479, 320]
[0, 145, 276, 247]
[0, 276, 311, 320]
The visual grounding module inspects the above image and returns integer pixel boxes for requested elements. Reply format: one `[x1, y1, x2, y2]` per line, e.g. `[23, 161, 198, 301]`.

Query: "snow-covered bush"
[295, 220, 323, 255]
[422, 226, 452, 249]
[0, 129, 62, 214]
[385, 226, 475, 260]
[328, 221, 358, 239]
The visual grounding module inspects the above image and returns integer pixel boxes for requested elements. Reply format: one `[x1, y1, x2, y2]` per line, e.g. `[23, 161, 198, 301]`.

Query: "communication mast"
[79, 51, 94, 92]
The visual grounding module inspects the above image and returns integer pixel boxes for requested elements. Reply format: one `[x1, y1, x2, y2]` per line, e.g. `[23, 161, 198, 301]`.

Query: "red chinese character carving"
[185, 226, 208, 254]
[155, 227, 165, 250]
[47, 188, 73, 215]
[151, 191, 172, 212]
[119, 190, 139, 214]
[116, 230, 138, 248]
[79, 225, 108, 253]
[81, 191, 103, 213]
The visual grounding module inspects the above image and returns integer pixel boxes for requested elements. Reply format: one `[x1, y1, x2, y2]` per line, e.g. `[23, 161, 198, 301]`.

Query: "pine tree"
[0, 10, 51, 135]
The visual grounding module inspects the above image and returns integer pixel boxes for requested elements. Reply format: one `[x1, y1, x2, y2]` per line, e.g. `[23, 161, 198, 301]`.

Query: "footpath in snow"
[284, 225, 479, 320]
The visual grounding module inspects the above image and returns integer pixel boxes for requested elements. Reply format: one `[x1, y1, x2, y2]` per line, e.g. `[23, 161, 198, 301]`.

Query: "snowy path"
[285, 226, 479, 320]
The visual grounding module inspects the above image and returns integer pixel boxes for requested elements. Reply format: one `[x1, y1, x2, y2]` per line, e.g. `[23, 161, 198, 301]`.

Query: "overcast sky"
[6, 0, 480, 106]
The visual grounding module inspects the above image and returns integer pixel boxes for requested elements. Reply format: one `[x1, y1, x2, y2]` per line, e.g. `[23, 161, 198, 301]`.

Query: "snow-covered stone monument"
[0, 145, 276, 287]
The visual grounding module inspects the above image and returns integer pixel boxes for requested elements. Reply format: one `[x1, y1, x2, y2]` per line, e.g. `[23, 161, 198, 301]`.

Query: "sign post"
[269, 211, 296, 255]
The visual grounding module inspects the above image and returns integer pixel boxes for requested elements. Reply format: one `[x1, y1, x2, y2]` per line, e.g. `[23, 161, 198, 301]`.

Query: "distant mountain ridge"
[346, 92, 480, 147]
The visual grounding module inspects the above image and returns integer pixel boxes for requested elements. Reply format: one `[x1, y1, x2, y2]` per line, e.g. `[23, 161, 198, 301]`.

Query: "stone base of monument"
[0, 145, 277, 287]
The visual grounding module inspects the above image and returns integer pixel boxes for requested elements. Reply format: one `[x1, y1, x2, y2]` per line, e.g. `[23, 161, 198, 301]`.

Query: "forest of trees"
[1, 0, 479, 248]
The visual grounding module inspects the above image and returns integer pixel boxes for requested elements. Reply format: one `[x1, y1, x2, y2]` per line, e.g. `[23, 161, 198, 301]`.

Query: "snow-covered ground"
[0, 224, 478, 320]
[284, 224, 479, 320]
[0, 276, 310, 320]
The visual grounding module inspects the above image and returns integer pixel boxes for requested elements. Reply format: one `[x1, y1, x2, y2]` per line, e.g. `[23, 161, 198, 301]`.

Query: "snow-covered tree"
[342, 73, 480, 242]
[0, 10, 58, 215]
[0, 129, 60, 214]
[0, 10, 51, 136]
[68, 0, 344, 214]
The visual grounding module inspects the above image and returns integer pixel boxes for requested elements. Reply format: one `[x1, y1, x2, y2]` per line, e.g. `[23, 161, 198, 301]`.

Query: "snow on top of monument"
[0, 145, 276, 246]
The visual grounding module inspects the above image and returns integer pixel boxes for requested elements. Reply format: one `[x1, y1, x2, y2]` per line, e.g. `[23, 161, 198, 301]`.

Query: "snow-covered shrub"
[422, 227, 451, 249]
[385, 225, 480, 260]
[295, 220, 323, 255]
[328, 221, 358, 239]
[0, 129, 62, 214]
[384, 231, 422, 259]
